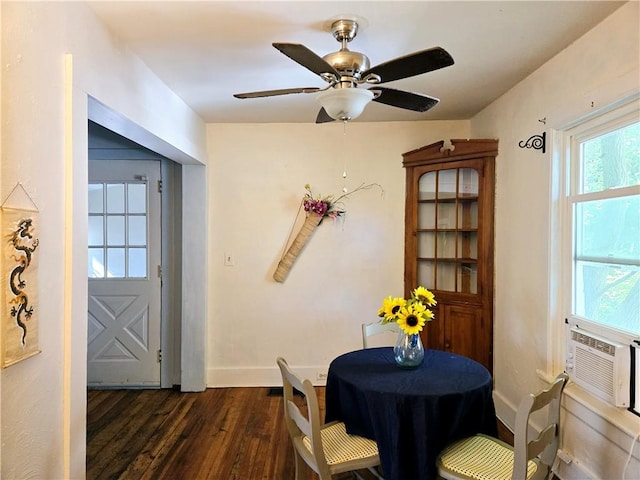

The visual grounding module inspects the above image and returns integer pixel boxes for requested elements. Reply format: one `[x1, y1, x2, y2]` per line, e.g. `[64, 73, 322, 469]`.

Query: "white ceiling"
[87, 1, 625, 124]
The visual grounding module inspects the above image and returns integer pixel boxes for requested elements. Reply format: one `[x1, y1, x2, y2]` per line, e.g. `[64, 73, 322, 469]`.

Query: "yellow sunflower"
[397, 302, 428, 335]
[413, 286, 437, 306]
[378, 296, 407, 323]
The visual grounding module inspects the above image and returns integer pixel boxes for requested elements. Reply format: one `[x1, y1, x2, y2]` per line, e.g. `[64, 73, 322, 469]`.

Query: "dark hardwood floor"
[87, 387, 513, 479]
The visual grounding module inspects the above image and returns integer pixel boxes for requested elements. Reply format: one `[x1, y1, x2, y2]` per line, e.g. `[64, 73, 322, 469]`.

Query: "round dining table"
[324, 347, 497, 480]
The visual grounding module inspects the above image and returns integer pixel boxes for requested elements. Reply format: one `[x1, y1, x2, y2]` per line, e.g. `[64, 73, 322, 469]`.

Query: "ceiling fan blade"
[315, 108, 335, 124]
[234, 87, 321, 99]
[273, 43, 340, 78]
[363, 47, 454, 83]
[371, 87, 439, 112]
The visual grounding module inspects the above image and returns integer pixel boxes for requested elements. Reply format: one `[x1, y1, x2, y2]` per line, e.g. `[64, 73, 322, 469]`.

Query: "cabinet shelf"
[417, 228, 477, 233]
[417, 257, 478, 264]
[418, 194, 479, 203]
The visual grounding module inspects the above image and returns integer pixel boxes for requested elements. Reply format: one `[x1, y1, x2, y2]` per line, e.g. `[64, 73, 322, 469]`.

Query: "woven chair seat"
[302, 422, 379, 465]
[439, 434, 538, 480]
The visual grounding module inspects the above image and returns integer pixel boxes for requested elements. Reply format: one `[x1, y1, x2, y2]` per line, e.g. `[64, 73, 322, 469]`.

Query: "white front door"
[87, 160, 162, 387]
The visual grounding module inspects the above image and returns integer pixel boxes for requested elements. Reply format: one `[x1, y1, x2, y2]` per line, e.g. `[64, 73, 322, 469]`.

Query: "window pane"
[575, 196, 640, 261]
[438, 169, 457, 199]
[574, 261, 639, 335]
[458, 201, 478, 229]
[436, 262, 455, 291]
[106, 216, 125, 245]
[418, 203, 435, 229]
[417, 261, 435, 289]
[88, 248, 104, 278]
[458, 264, 477, 294]
[580, 121, 640, 194]
[106, 183, 125, 213]
[458, 168, 479, 196]
[106, 248, 125, 278]
[88, 216, 103, 246]
[437, 203, 455, 229]
[437, 232, 455, 258]
[128, 216, 147, 246]
[418, 232, 435, 258]
[128, 184, 146, 214]
[88, 184, 104, 214]
[418, 172, 436, 200]
[458, 232, 477, 260]
[128, 248, 147, 278]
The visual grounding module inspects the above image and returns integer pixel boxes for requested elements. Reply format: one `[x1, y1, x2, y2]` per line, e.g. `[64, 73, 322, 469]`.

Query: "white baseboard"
[207, 366, 327, 388]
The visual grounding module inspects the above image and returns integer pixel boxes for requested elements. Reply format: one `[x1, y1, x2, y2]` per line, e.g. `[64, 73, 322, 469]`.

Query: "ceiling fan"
[233, 18, 454, 123]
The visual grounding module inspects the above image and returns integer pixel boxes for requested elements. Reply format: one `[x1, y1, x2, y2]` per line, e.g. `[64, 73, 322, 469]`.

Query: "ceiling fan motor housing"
[322, 50, 370, 82]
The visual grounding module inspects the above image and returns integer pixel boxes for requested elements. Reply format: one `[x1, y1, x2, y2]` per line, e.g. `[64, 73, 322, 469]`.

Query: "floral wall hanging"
[273, 183, 382, 282]
[1, 183, 41, 367]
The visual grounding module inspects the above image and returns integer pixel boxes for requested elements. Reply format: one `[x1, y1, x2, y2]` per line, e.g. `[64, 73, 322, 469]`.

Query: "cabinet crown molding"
[403, 138, 498, 167]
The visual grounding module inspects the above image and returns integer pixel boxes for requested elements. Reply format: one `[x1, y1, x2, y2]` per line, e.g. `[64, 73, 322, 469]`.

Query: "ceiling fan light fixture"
[316, 88, 374, 121]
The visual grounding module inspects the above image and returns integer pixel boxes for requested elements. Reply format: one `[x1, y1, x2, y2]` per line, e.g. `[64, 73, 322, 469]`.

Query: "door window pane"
[106, 216, 125, 245]
[128, 248, 147, 278]
[88, 248, 104, 278]
[128, 184, 146, 214]
[128, 216, 147, 246]
[106, 183, 125, 213]
[88, 217, 103, 246]
[106, 248, 125, 278]
[88, 184, 104, 214]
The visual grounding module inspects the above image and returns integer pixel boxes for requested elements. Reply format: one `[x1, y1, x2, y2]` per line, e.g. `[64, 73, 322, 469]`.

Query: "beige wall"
[1, 1, 638, 479]
[206, 121, 469, 386]
[470, 2, 640, 478]
[1, 2, 206, 478]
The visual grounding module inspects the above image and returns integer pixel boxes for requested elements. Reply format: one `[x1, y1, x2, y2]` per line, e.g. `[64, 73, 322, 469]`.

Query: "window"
[88, 181, 148, 279]
[565, 103, 639, 338]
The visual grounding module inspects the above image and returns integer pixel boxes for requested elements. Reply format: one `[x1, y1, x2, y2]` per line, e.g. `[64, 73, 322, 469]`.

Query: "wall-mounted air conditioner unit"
[566, 327, 630, 407]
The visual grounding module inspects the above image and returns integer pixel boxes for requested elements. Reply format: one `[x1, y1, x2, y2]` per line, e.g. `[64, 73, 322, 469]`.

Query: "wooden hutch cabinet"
[402, 139, 497, 373]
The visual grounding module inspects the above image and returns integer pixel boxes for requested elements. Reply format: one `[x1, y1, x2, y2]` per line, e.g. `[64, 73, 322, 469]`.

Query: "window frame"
[562, 101, 640, 345]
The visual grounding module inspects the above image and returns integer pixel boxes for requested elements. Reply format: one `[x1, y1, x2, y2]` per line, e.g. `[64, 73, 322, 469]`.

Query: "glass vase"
[394, 332, 424, 368]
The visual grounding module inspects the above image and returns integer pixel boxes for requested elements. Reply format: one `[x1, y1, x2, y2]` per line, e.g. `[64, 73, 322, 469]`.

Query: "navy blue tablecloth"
[325, 347, 497, 480]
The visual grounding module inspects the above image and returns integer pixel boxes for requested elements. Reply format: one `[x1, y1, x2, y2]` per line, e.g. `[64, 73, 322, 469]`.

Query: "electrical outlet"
[316, 372, 328, 381]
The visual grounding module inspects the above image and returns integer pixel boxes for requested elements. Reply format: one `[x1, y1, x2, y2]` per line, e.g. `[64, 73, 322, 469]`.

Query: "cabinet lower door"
[424, 303, 492, 371]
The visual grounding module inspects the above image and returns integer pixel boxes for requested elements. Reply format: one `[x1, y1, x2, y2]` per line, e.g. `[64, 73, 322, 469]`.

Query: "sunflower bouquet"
[378, 286, 437, 335]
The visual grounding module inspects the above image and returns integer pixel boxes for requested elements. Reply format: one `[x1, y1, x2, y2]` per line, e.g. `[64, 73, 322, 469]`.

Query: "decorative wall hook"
[518, 131, 546, 153]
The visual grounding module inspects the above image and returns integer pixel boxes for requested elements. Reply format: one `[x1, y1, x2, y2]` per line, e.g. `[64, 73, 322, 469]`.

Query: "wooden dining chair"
[276, 357, 383, 480]
[362, 321, 401, 348]
[436, 372, 569, 480]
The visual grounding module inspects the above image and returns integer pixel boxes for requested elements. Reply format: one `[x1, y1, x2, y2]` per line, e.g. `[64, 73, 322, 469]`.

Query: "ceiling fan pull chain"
[342, 120, 349, 192]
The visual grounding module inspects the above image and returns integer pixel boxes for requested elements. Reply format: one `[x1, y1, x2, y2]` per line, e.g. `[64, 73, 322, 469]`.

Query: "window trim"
[562, 103, 639, 344]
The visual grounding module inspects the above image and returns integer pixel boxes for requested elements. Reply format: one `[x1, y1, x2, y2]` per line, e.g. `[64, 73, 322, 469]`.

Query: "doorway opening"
[87, 121, 182, 388]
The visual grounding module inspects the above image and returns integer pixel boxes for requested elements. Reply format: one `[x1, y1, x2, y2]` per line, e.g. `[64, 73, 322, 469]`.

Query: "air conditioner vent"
[571, 330, 616, 356]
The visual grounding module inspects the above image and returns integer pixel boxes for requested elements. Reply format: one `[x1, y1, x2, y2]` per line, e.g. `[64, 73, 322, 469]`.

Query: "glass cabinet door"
[416, 167, 479, 293]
